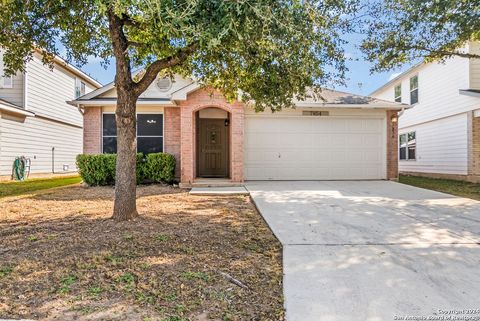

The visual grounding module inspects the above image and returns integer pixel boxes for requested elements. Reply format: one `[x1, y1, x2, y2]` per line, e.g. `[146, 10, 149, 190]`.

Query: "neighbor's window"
[0, 50, 13, 89]
[410, 75, 418, 104]
[394, 84, 402, 102]
[102, 113, 164, 154]
[75, 78, 86, 98]
[399, 131, 416, 160]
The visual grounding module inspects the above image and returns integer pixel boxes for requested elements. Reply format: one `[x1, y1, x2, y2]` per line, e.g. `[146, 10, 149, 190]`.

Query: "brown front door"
[198, 118, 229, 177]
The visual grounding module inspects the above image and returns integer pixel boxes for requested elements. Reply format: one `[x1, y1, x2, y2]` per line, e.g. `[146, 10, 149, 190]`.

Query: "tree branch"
[409, 44, 480, 59]
[133, 42, 199, 95]
[107, 7, 134, 97]
[127, 41, 145, 48]
[121, 13, 145, 29]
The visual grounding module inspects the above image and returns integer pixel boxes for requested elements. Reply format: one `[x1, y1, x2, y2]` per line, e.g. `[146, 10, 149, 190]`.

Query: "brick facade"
[386, 110, 399, 180]
[176, 88, 245, 184]
[81, 92, 398, 184]
[83, 107, 102, 154]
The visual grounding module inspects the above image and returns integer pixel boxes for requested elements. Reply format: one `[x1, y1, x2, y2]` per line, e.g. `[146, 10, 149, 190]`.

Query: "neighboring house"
[371, 41, 480, 183]
[69, 75, 406, 185]
[0, 49, 101, 176]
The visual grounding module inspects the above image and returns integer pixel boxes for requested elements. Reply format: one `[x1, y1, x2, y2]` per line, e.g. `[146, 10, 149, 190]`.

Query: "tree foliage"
[0, 0, 357, 111]
[0, 0, 358, 220]
[361, 0, 480, 72]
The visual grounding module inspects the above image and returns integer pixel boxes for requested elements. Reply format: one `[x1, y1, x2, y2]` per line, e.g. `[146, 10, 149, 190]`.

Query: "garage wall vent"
[302, 111, 329, 116]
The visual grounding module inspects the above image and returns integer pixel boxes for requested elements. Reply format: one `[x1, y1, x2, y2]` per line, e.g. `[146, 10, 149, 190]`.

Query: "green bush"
[76, 152, 176, 186]
[145, 153, 176, 184]
[76, 154, 116, 186]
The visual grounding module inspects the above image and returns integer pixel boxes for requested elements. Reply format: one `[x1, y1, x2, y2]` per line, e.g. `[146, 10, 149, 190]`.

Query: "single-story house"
[69, 75, 407, 185]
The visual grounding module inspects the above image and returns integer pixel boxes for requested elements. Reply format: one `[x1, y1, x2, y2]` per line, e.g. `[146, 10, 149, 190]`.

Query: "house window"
[399, 132, 416, 160]
[75, 78, 86, 98]
[137, 114, 164, 154]
[102, 114, 117, 154]
[410, 75, 418, 104]
[0, 50, 13, 89]
[394, 84, 401, 102]
[102, 113, 164, 154]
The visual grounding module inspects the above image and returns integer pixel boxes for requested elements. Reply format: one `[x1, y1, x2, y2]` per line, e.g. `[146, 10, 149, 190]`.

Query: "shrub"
[76, 152, 176, 186]
[76, 154, 116, 186]
[145, 153, 176, 184]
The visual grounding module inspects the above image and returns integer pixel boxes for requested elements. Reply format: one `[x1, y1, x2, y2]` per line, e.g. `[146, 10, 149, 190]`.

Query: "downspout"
[51, 147, 55, 173]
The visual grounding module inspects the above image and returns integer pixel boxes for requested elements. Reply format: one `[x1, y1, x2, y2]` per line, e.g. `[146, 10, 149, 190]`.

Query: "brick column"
[83, 107, 102, 154]
[468, 112, 480, 183]
[177, 88, 245, 184]
[164, 107, 181, 178]
[386, 110, 399, 180]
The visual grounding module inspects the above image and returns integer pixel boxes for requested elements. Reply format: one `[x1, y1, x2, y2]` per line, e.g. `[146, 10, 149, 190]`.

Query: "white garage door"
[244, 115, 386, 180]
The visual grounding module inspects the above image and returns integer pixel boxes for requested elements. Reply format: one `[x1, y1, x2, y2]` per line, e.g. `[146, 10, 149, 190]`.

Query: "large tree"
[361, 0, 480, 72]
[0, 0, 356, 220]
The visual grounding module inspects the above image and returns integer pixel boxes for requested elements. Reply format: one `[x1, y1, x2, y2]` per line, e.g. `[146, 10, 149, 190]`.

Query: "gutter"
[0, 103, 35, 117]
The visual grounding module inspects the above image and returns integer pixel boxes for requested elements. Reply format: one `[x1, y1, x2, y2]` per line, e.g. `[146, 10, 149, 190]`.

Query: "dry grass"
[0, 184, 284, 321]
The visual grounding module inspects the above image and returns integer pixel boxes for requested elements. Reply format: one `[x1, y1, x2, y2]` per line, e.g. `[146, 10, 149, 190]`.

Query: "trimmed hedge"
[76, 152, 176, 186]
[145, 153, 176, 184]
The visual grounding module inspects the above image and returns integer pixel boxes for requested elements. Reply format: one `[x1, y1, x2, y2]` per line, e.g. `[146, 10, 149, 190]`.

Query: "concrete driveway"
[246, 181, 480, 321]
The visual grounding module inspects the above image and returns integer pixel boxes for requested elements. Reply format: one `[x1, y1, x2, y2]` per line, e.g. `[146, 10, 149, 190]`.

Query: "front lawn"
[0, 184, 283, 320]
[399, 175, 480, 201]
[0, 175, 82, 198]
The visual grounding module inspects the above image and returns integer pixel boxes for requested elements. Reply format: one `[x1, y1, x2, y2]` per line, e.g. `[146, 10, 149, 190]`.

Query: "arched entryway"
[196, 107, 230, 178]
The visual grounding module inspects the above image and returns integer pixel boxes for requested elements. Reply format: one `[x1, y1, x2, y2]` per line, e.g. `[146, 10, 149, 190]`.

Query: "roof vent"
[156, 77, 172, 92]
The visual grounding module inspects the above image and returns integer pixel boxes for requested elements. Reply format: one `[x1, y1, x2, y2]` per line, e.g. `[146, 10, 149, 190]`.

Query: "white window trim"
[399, 131, 416, 161]
[394, 84, 402, 103]
[101, 112, 165, 154]
[409, 75, 419, 105]
[75, 77, 86, 98]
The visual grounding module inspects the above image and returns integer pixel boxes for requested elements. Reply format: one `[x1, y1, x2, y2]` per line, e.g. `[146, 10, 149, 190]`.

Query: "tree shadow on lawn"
[0, 184, 284, 321]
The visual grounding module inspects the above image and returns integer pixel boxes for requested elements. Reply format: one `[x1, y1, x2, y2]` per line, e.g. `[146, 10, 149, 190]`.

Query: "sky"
[76, 34, 412, 96]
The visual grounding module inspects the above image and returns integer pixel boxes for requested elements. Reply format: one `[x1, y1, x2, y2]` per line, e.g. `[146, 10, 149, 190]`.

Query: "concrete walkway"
[246, 181, 480, 321]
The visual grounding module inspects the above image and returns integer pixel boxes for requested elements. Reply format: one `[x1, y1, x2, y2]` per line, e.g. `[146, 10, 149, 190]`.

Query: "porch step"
[189, 186, 249, 196]
[181, 178, 244, 188]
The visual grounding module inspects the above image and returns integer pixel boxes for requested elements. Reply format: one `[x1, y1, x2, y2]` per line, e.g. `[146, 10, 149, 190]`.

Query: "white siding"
[372, 51, 480, 177]
[0, 114, 82, 175]
[26, 54, 86, 126]
[99, 75, 192, 98]
[469, 42, 480, 90]
[374, 57, 480, 128]
[399, 113, 468, 175]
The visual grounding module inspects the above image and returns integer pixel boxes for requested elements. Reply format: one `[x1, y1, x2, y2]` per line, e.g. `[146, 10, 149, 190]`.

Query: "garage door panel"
[245, 116, 386, 180]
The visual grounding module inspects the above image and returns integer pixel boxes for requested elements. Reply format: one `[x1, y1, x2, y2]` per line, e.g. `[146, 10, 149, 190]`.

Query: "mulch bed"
[0, 184, 284, 320]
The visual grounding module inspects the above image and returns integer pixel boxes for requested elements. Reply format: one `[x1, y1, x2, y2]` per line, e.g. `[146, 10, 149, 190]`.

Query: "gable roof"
[31, 49, 103, 89]
[297, 88, 409, 109]
[369, 62, 424, 96]
[69, 75, 408, 110]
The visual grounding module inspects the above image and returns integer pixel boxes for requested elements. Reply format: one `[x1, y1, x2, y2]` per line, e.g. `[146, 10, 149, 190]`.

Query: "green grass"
[399, 175, 480, 201]
[0, 175, 81, 198]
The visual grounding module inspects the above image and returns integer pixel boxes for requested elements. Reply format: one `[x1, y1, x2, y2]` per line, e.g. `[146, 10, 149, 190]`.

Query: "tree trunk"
[108, 8, 139, 221]
[112, 91, 138, 221]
